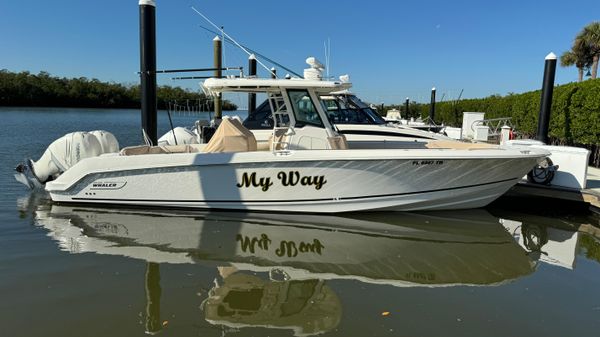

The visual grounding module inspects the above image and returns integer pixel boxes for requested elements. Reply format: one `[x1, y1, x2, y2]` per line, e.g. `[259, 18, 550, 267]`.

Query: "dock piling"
[139, 0, 157, 145]
[429, 87, 436, 124]
[144, 262, 161, 334]
[248, 54, 257, 114]
[536, 52, 557, 144]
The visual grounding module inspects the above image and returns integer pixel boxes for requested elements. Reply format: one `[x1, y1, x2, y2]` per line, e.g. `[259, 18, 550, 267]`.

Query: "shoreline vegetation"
[0, 70, 237, 110]
[2, 69, 598, 162]
[381, 78, 600, 166]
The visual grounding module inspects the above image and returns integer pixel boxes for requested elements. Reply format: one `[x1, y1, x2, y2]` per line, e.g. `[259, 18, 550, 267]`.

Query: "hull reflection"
[34, 205, 535, 287]
[20, 196, 589, 336]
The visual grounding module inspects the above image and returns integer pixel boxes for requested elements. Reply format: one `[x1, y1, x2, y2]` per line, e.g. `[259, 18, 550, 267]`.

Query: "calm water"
[2, 107, 600, 337]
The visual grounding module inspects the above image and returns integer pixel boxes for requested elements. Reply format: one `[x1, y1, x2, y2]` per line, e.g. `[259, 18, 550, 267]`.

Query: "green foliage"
[0, 70, 237, 110]
[579, 234, 600, 265]
[569, 79, 600, 144]
[378, 78, 600, 148]
[411, 79, 600, 147]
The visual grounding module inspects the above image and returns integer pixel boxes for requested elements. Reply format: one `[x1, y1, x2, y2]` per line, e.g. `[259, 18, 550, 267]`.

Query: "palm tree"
[560, 51, 582, 82]
[560, 38, 593, 82]
[579, 22, 600, 79]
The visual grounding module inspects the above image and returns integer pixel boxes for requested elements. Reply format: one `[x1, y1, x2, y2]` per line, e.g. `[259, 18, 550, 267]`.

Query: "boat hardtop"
[202, 77, 351, 94]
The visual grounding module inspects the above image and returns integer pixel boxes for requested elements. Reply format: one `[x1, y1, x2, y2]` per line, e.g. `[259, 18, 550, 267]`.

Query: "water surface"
[1, 108, 600, 337]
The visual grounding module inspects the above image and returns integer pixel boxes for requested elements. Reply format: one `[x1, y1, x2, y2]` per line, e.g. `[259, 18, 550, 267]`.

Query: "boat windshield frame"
[287, 89, 325, 128]
[204, 78, 342, 133]
[321, 94, 387, 125]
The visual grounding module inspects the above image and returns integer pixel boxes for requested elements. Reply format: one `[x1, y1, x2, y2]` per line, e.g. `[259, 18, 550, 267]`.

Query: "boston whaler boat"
[16, 75, 549, 213]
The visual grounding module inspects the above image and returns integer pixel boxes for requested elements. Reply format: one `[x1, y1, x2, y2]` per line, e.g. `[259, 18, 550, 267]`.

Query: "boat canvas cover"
[203, 118, 258, 153]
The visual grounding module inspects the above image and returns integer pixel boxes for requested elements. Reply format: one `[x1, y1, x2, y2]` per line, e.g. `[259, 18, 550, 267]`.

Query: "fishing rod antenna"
[191, 6, 277, 78]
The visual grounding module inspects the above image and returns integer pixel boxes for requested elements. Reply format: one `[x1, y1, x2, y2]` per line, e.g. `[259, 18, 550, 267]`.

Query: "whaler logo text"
[90, 181, 126, 190]
[236, 171, 327, 192]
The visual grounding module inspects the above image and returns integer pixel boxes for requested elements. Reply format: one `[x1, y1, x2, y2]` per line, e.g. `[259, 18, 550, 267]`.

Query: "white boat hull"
[45, 148, 547, 213]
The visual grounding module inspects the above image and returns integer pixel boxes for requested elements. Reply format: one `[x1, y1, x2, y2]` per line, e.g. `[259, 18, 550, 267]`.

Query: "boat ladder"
[267, 92, 294, 152]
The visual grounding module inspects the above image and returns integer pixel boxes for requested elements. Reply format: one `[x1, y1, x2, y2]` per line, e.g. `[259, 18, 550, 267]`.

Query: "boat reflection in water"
[29, 202, 580, 336]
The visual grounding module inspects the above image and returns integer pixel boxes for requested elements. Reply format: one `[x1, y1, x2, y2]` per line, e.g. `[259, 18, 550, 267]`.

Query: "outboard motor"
[15, 131, 118, 189]
[90, 130, 120, 153]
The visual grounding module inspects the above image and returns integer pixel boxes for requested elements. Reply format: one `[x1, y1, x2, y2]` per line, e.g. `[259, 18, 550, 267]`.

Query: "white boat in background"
[243, 88, 450, 150]
[384, 108, 446, 133]
[15, 75, 549, 213]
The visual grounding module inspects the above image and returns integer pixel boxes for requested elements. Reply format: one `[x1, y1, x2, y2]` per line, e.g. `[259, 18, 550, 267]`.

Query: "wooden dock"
[506, 166, 600, 211]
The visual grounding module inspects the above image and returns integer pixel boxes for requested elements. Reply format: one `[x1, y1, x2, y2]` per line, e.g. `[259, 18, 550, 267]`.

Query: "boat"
[384, 108, 446, 133]
[15, 76, 549, 213]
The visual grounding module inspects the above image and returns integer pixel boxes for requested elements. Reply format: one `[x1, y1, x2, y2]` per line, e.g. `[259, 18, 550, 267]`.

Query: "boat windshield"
[323, 95, 386, 125]
[242, 93, 384, 129]
[243, 100, 281, 129]
[287, 89, 324, 128]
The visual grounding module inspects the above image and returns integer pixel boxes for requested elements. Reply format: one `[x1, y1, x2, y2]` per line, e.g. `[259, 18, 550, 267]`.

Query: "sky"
[1, 0, 599, 106]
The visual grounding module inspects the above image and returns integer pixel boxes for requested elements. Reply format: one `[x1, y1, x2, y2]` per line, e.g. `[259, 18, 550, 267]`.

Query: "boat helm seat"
[266, 130, 348, 151]
[328, 134, 349, 150]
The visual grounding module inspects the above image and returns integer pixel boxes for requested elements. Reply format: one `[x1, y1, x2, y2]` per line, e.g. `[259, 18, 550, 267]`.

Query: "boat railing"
[472, 117, 515, 137]
[421, 116, 441, 127]
[167, 99, 213, 117]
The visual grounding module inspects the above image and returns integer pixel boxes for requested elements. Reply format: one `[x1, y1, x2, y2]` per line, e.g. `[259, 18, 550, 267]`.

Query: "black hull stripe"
[70, 177, 518, 204]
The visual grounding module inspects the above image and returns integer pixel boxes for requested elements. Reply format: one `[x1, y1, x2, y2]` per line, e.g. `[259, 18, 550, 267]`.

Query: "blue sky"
[1, 0, 598, 106]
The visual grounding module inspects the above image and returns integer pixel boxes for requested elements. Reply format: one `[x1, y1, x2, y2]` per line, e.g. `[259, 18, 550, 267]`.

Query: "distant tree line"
[0, 70, 237, 110]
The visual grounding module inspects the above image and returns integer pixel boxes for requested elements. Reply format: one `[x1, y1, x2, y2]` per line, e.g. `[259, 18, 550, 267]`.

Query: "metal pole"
[270, 67, 277, 79]
[405, 97, 410, 119]
[429, 87, 436, 124]
[213, 36, 222, 119]
[248, 54, 257, 114]
[536, 52, 557, 144]
[139, 0, 157, 145]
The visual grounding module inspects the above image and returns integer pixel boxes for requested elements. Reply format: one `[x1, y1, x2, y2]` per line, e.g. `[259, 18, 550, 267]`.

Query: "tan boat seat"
[120, 144, 204, 156]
